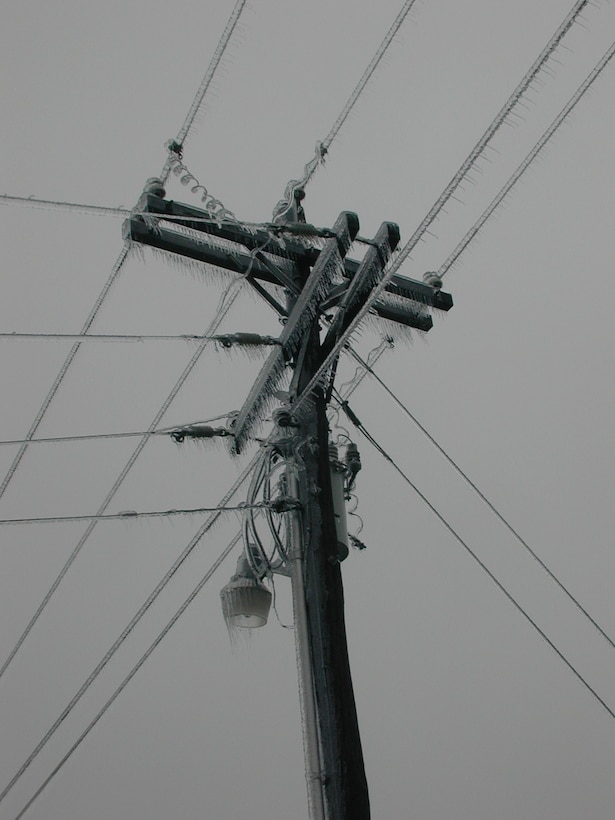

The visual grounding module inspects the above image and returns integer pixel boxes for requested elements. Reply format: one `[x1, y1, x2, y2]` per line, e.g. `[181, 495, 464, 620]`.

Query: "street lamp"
[220, 553, 272, 628]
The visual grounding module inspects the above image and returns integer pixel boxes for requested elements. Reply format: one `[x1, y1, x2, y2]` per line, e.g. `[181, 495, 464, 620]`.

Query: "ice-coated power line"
[0, 273, 248, 681]
[172, 0, 247, 149]
[0, 459, 257, 808]
[440, 39, 615, 277]
[0, 194, 130, 217]
[0, 0, 251, 503]
[273, 0, 420, 220]
[12, 531, 242, 820]
[339, 399, 615, 724]
[0, 413, 236, 448]
[289, 0, 595, 415]
[0, 243, 131, 502]
[0, 332, 279, 344]
[0, 504, 261, 526]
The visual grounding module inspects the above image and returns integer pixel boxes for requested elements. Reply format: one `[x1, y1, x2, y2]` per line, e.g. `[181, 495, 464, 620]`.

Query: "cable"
[0, 332, 279, 344]
[0, 0, 250, 503]
[0, 414, 236, 448]
[289, 0, 594, 417]
[160, 0, 249, 182]
[0, 458, 257, 807]
[0, 243, 131, 502]
[1, 196, 339, 240]
[0, 504, 262, 526]
[439, 39, 615, 277]
[0, 194, 130, 217]
[12, 531, 242, 820]
[347, 346, 615, 653]
[273, 0, 420, 218]
[338, 397, 615, 723]
[337, 337, 395, 401]
[0, 272, 249, 681]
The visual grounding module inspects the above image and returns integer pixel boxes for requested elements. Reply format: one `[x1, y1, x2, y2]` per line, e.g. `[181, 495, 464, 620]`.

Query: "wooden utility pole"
[124, 182, 452, 819]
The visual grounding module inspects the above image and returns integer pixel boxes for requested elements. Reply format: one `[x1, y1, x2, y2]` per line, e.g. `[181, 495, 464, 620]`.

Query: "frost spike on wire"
[0, 274, 247, 683]
[439, 38, 615, 277]
[160, 0, 249, 180]
[272, 0, 421, 220]
[289, 0, 595, 417]
[0, 0, 251, 506]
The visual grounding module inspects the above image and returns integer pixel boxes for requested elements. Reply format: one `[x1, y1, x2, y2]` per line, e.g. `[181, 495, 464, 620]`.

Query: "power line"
[0, 194, 130, 217]
[165, 0, 249, 163]
[273, 0, 420, 218]
[0, 504, 261, 527]
[12, 531, 242, 820]
[0, 243, 131, 501]
[0, 332, 279, 344]
[0, 0, 252, 504]
[289, 0, 594, 416]
[0, 273, 248, 681]
[338, 397, 615, 723]
[440, 39, 615, 277]
[348, 345, 615, 653]
[0, 414, 236, 448]
[321, 0, 419, 156]
[0, 459, 257, 807]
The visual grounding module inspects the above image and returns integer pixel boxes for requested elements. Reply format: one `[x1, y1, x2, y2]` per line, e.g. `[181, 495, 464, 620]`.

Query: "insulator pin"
[423, 271, 443, 290]
[144, 177, 166, 198]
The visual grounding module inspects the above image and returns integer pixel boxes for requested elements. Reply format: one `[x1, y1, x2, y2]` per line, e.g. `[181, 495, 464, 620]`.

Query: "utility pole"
[124, 178, 452, 819]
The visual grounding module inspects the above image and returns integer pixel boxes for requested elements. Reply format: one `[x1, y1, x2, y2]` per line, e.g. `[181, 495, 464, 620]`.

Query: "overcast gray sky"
[1, 1, 615, 818]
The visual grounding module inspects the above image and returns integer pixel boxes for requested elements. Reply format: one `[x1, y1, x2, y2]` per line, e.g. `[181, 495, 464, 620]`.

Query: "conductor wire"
[273, 0, 420, 218]
[160, 0, 249, 183]
[0, 243, 131, 502]
[0, 460, 258, 808]
[289, 0, 595, 417]
[12, 531, 243, 820]
[347, 345, 615, 653]
[0, 0, 249, 504]
[0, 268, 252, 682]
[439, 39, 615, 277]
[338, 399, 615, 723]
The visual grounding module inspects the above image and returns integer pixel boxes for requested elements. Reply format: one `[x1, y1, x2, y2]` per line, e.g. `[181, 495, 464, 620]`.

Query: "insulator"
[272, 407, 299, 428]
[268, 496, 302, 514]
[345, 442, 361, 476]
[423, 271, 443, 290]
[349, 534, 367, 551]
[170, 424, 228, 442]
[144, 177, 166, 198]
[165, 139, 183, 158]
[215, 332, 279, 349]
